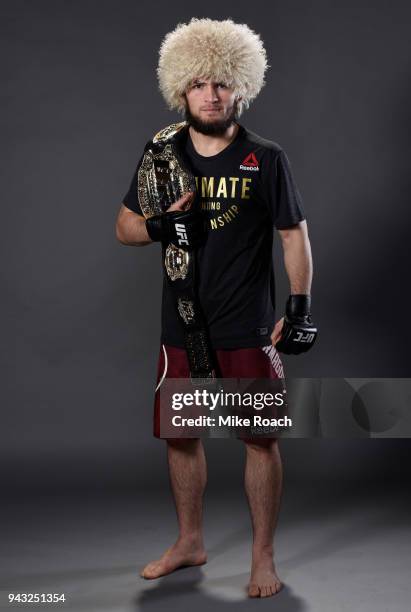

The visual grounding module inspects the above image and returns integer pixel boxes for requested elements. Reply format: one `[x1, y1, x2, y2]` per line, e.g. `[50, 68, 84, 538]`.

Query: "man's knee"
[166, 437, 201, 451]
[243, 437, 279, 453]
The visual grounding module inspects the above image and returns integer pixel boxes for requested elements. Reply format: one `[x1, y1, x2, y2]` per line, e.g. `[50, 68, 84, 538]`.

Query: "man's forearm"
[280, 222, 313, 294]
[116, 205, 152, 246]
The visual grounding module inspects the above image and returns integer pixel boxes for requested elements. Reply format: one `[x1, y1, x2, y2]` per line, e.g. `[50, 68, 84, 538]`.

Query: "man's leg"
[243, 438, 283, 598]
[141, 438, 208, 579]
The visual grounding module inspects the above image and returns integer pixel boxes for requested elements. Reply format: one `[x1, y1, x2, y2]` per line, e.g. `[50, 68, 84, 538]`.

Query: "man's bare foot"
[140, 538, 207, 580]
[248, 553, 282, 598]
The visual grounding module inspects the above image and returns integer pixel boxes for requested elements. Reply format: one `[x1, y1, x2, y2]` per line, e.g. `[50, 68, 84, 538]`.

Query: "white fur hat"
[157, 18, 269, 116]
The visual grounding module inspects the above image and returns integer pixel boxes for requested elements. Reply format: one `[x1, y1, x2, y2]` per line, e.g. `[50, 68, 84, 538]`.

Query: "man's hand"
[168, 191, 194, 212]
[145, 192, 206, 250]
[271, 317, 284, 347]
[274, 295, 317, 355]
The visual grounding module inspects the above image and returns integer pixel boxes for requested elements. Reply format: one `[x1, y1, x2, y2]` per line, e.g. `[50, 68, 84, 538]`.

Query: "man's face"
[183, 77, 240, 135]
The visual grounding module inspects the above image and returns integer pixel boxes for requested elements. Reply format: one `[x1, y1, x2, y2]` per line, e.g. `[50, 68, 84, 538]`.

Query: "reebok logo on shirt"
[240, 152, 259, 172]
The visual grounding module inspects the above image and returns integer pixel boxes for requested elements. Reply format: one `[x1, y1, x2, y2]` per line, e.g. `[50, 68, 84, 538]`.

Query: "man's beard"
[184, 99, 240, 135]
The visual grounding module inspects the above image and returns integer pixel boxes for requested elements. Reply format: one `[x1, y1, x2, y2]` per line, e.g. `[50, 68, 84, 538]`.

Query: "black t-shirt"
[122, 123, 305, 349]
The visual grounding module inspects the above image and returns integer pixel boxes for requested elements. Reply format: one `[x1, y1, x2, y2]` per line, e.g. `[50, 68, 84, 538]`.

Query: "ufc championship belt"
[137, 122, 216, 380]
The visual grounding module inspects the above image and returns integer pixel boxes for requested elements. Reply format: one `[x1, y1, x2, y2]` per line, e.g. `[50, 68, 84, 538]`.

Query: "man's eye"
[217, 83, 227, 88]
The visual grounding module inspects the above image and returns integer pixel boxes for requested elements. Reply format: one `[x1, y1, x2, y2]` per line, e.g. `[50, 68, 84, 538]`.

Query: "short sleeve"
[122, 152, 145, 216]
[265, 149, 306, 229]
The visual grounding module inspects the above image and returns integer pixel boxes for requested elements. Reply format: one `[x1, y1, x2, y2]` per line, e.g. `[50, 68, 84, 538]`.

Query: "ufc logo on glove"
[175, 223, 189, 246]
[295, 331, 316, 343]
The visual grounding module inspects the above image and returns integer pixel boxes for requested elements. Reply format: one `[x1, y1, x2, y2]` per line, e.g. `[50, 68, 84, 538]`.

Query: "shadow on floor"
[135, 566, 308, 611]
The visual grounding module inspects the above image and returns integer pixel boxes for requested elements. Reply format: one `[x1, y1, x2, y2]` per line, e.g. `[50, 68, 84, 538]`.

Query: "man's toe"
[141, 562, 159, 579]
[248, 583, 260, 598]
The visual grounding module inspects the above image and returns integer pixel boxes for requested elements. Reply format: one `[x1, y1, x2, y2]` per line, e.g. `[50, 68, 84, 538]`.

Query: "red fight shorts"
[153, 343, 285, 438]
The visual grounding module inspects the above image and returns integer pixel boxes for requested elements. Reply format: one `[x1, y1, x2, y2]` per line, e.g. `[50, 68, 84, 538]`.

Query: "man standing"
[116, 18, 315, 598]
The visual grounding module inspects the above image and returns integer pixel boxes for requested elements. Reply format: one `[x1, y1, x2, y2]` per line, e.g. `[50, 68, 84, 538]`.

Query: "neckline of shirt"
[186, 123, 246, 162]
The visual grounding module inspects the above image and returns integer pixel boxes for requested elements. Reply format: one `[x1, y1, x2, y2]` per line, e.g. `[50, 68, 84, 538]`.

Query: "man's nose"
[204, 84, 219, 102]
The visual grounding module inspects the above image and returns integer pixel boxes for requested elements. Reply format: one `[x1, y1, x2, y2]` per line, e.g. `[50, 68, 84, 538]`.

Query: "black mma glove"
[275, 294, 318, 355]
[146, 208, 205, 250]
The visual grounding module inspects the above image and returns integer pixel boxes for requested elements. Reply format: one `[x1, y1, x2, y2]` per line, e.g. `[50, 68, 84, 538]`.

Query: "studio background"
[2, 0, 410, 491]
[1, 3, 410, 610]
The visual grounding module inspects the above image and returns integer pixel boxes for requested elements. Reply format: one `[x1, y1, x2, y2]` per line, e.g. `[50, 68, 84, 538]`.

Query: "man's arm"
[271, 220, 313, 345]
[278, 220, 313, 294]
[115, 204, 152, 246]
[115, 192, 196, 247]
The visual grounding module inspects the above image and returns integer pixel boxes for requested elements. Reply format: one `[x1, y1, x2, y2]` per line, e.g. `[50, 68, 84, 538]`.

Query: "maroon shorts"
[153, 344, 285, 438]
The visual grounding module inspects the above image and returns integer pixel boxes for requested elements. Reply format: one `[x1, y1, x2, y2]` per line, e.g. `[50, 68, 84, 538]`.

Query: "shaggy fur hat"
[157, 18, 269, 116]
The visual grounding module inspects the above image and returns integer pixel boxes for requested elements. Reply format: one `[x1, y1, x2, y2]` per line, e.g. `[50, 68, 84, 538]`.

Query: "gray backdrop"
[1, 0, 411, 492]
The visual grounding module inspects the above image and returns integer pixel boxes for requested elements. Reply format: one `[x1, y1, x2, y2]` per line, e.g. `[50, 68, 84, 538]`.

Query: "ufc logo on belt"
[175, 223, 189, 246]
